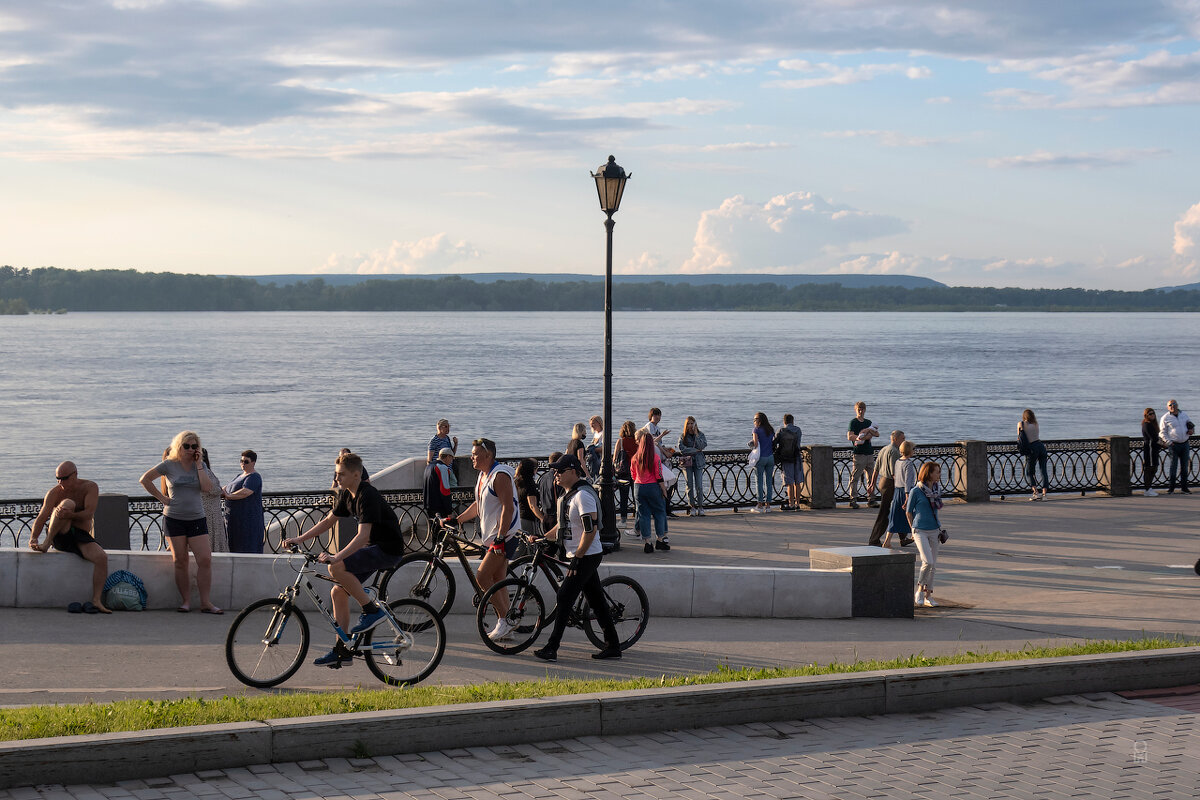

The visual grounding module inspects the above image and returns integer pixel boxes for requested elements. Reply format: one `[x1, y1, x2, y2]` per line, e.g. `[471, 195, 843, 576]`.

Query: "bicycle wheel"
[476, 578, 546, 655]
[380, 553, 455, 618]
[507, 555, 563, 623]
[363, 599, 446, 686]
[583, 576, 649, 651]
[226, 598, 310, 688]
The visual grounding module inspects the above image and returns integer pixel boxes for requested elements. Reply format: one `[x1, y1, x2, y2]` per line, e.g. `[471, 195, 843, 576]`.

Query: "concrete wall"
[0, 549, 854, 618]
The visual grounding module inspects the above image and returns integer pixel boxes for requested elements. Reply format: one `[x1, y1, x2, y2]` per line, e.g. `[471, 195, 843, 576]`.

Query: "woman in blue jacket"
[905, 461, 946, 608]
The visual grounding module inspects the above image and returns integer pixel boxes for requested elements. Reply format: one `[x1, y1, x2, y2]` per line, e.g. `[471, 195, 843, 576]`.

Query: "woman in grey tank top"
[139, 430, 222, 613]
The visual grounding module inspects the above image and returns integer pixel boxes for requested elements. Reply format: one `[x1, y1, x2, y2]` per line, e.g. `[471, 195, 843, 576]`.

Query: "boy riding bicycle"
[283, 452, 405, 667]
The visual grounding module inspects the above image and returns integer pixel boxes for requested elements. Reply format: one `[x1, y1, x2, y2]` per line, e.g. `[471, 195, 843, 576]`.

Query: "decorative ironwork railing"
[3, 436, 1196, 549]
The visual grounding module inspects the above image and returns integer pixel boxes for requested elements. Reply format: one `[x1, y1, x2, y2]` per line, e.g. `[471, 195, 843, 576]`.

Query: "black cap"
[548, 454, 584, 474]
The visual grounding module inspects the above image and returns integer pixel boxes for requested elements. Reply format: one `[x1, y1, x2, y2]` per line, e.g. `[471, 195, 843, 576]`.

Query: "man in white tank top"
[448, 437, 521, 640]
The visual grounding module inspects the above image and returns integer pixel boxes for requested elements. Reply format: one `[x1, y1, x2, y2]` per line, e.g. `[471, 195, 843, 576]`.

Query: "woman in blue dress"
[882, 440, 915, 549]
[223, 449, 265, 553]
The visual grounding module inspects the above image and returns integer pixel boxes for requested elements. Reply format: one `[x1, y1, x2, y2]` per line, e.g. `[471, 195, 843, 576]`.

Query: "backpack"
[774, 427, 799, 461]
[585, 443, 602, 479]
[614, 445, 632, 481]
[103, 569, 147, 611]
[536, 469, 559, 525]
[560, 482, 603, 542]
[1017, 425, 1032, 456]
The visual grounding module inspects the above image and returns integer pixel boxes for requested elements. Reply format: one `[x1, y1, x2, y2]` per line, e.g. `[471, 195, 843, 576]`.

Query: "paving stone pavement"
[7, 693, 1198, 799]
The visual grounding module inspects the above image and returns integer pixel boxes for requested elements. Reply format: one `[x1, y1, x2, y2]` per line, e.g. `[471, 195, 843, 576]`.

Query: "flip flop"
[67, 602, 83, 614]
[82, 602, 100, 614]
[200, 607, 224, 615]
[177, 606, 191, 613]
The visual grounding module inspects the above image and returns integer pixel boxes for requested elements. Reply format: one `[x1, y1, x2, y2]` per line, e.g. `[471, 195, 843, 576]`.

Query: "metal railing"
[3, 436, 1197, 550]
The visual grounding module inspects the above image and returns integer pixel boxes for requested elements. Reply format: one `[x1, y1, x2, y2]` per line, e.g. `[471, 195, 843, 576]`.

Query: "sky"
[3, 1, 1200, 289]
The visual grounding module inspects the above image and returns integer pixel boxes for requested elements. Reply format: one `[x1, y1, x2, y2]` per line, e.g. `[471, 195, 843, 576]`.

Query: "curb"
[3, 646, 1198, 788]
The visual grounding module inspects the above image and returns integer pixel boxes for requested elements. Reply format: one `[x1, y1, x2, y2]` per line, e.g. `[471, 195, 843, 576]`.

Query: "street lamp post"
[591, 155, 630, 550]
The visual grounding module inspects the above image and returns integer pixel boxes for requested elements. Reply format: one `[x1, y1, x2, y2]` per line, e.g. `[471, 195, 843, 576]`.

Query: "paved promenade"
[4, 691, 1197, 799]
[1, 492, 1196, 706]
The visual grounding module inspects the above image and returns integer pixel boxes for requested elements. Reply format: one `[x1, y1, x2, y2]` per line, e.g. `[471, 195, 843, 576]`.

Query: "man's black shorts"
[53, 526, 96, 559]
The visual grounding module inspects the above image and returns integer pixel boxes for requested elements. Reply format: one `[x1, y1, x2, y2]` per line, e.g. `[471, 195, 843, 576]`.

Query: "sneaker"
[868, 500, 880, 508]
[696, 508, 706, 516]
[313, 647, 353, 667]
[654, 539, 670, 551]
[1183, 489, 1192, 494]
[923, 596, 940, 608]
[533, 646, 558, 662]
[624, 527, 641, 539]
[749, 506, 762, 514]
[644, 542, 655, 554]
[914, 590, 926, 607]
[592, 645, 622, 660]
[1029, 494, 1039, 501]
[849, 501, 860, 509]
[780, 502, 791, 511]
[489, 618, 516, 641]
[1145, 489, 1158, 497]
[349, 608, 388, 635]
[763, 505, 772, 513]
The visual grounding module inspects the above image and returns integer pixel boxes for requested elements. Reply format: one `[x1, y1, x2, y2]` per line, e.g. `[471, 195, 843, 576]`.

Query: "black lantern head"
[591, 155, 630, 215]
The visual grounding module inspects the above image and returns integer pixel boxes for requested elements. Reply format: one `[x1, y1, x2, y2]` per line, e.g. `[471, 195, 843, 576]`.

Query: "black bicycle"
[380, 515, 493, 618]
[476, 533, 649, 655]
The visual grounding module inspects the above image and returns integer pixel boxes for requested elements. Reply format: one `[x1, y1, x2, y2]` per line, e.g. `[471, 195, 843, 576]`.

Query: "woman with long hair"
[585, 415, 605, 479]
[1142, 407, 1162, 496]
[613, 420, 638, 528]
[882, 440, 916, 549]
[905, 461, 947, 607]
[139, 430, 221, 614]
[514, 457, 543, 538]
[1019, 409, 1049, 500]
[676, 416, 708, 516]
[566, 422, 589, 480]
[750, 412, 775, 513]
[631, 429, 669, 553]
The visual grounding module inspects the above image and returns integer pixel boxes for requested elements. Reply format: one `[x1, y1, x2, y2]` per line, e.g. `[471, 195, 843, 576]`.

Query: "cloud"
[822, 129, 946, 147]
[989, 47, 1200, 108]
[767, 60, 930, 89]
[620, 251, 669, 274]
[321, 233, 480, 274]
[681, 192, 908, 273]
[986, 148, 1169, 169]
[1172, 202, 1200, 278]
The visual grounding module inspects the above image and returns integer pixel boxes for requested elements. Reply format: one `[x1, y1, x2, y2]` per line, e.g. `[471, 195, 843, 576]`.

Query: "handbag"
[677, 454, 694, 469]
[660, 463, 678, 489]
[747, 446, 760, 468]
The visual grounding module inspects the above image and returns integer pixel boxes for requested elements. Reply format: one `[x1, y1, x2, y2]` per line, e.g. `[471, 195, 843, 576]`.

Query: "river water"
[0, 311, 1192, 498]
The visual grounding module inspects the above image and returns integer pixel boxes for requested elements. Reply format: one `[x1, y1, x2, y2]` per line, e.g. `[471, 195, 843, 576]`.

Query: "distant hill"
[248, 272, 946, 289]
[1159, 281, 1200, 291]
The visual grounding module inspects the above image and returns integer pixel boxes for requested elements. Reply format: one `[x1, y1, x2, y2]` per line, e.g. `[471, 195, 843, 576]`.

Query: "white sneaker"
[489, 618, 515, 640]
[1145, 489, 1158, 497]
[763, 505, 772, 513]
[914, 589, 926, 607]
[922, 596, 939, 608]
[697, 508, 706, 516]
[750, 506, 762, 514]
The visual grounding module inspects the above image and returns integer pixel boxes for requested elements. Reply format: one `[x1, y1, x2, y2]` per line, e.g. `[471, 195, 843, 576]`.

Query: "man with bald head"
[29, 462, 111, 613]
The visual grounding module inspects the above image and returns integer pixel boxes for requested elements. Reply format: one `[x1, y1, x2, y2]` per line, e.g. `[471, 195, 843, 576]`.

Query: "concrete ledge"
[3, 647, 1197, 788]
[0, 551, 854, 618]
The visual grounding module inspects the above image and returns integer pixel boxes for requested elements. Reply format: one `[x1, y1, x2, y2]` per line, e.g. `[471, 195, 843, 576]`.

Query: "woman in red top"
[631, 430, 669, 554]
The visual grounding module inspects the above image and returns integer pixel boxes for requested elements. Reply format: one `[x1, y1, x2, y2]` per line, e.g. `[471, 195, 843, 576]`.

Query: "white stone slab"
[772, 568, 851, 618]
[599, 563, 695, 617]
[691, 567, 776, 617]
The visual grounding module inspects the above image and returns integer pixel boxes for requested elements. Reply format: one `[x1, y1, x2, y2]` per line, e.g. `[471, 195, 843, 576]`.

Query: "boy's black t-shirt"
[333, 482, 405, 555]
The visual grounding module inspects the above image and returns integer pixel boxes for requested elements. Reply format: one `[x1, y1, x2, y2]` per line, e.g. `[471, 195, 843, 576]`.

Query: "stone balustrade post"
[1100, 435, 1132, 496]
[806, 445, 835, 509]
[94, 493, 130, 550]
[957, 440, 990, 503]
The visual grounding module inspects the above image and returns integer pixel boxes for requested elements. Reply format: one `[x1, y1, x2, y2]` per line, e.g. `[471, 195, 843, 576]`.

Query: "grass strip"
[1, 636, 1193, 742]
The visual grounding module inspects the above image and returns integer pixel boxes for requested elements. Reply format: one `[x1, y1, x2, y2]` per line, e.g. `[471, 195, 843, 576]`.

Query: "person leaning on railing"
[1159, 399, 1193, 494]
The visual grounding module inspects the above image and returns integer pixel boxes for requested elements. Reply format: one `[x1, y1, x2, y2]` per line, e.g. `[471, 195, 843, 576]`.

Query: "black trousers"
[543, 552, 618, 650]
[868, 478, 895, 547]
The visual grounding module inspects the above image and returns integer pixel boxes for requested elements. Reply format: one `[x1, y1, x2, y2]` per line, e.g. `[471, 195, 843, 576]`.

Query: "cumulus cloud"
[680, 192, 908, 273]
[986, 148, 1169, 169]
[1172, 202, 1200, 278]
[321, 233, 480, 275]
[620, 251, 670, 274]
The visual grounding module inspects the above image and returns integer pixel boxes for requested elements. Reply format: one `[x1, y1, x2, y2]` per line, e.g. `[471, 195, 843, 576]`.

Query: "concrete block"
[772, 569, 851, 618]
[599, 563, 693, 617]
[690, 567, 774, 617]
[810, 546, 915, 619]
[0, 552, 15, 607]
[15, 549, 98, 608]
[267, 698, 602, 763]
[598, 674, 888, 735]
[885, 647, 1200, 714]
[127, 552, 186, 609]
[0, 723, 272, 790]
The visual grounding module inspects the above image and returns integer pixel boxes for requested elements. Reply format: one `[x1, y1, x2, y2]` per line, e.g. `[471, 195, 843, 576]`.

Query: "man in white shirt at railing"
[1159, 399, 1193, 494]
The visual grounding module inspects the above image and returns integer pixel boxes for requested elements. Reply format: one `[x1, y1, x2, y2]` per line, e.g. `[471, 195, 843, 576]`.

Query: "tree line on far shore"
[3, 265, 1200, 313]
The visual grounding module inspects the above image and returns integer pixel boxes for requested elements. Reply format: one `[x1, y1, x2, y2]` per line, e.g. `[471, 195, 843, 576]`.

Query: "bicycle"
[476, 532, 649, 656]
[379, 515, 503, 618]
[225, 548, 446, 688]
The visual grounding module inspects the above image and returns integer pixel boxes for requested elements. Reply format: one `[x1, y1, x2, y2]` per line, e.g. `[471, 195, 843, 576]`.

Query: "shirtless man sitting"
[29, 461, 111, 613]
